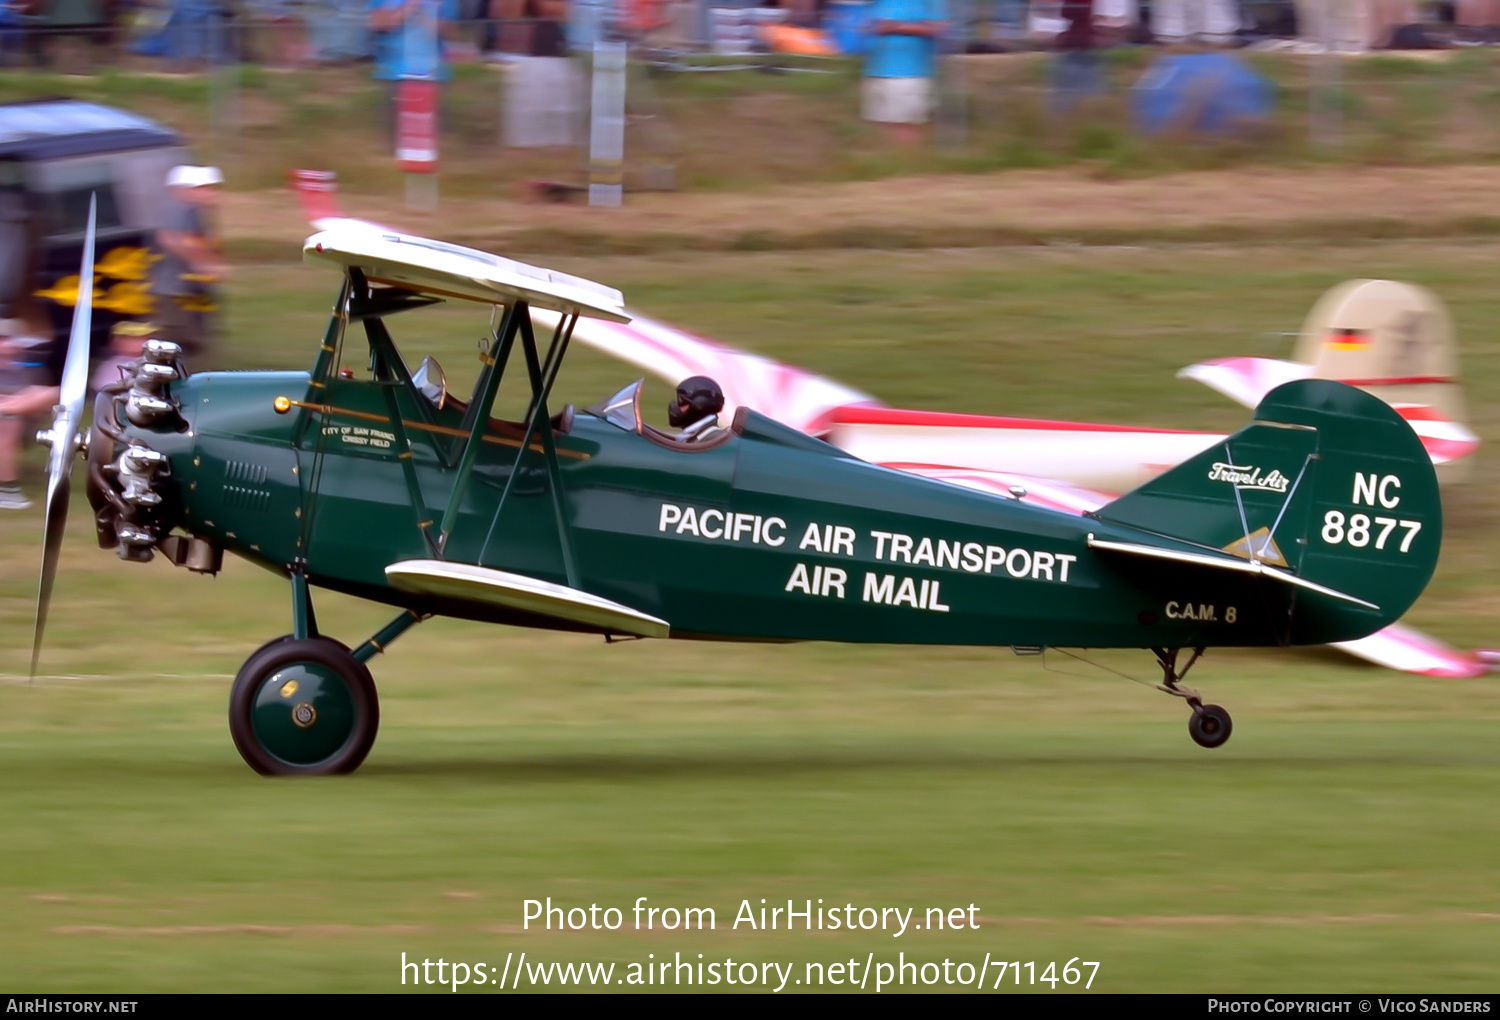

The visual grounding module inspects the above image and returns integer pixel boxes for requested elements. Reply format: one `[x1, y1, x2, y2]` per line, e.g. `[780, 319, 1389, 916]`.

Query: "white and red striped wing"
[1333, 623, 1492, 679]
[561, 311, 880, 435]
[1177, 356, 1313, 409]
[1179, 358, 1478, 467]
[1393, 405, 1482, 466]
[825, 406, 1221, 495]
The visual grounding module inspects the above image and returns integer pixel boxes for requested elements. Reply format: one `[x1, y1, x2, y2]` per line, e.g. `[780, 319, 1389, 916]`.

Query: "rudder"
[1095, 380, 1441, 643]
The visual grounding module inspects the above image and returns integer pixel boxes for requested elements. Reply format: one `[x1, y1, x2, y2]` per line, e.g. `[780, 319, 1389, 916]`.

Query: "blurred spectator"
[0, 167, 29, 320]
[248, 0, 308, 68]
[863, 0, 948, 145]
[368, 0, 458, 134]
[783, 0, 819, 27]
[0, 319, 158, 510]
[126, 0, 235, 66]
[993, 0, 1027, 48]
[1294, 0, 1419, 51]
[1151, 0, 1237, 44]
[1095, 0, 1139, 37]
[1371, 1, 1419, 47]
[302, 0, 374, 62]
[1052, 1, 1104, 113]
[527, 0, 567, 53]
[171, 0, 233, 68]
[91, 320, 154, 391]
[503, 0, 580, 148]
[0, 0, 37, 67]
[153, 165, 227, 358]
[0, 317, 51, 510]
[1456, 0, 1500, 43]
[40, 0, 112, 68]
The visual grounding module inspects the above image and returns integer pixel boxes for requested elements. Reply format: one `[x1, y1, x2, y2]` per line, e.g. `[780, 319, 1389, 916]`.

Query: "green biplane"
[31, 213, 1444, 774]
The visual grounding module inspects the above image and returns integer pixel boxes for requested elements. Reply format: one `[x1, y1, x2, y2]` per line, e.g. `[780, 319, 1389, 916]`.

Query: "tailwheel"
[1188, 704, 1233, 749]
[229, 636, 379, 776]
[1153, 646, 1233, 750]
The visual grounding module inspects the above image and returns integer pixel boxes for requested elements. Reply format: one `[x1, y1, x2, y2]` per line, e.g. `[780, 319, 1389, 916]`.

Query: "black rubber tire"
[228, 636, 379, 776]
[1188, 703, 1233, 749]
[241, 634, 352, 661]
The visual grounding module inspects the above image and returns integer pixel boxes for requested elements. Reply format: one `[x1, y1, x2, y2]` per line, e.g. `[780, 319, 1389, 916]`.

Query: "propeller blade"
[31, 194, 97, 677]
[30, 474, 70, 676]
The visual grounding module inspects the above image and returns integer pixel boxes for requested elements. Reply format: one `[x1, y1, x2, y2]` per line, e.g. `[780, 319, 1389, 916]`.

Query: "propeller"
[31, 195, 97, 677]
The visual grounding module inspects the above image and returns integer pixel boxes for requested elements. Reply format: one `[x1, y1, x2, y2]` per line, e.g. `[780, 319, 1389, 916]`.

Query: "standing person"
[153, 164, 228, 359]
[0, 317, 51, 510]
[1151, 0, 1238, 44]
[0, 319, 159, 510]
[367, 0, 458, 138]
[862, 0, 948, 146]
[503, 0, 580, 148]
[1052, 0, 1104, 114]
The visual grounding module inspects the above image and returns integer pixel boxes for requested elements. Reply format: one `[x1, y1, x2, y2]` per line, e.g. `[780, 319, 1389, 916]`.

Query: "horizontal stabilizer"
[386, 560, 669, 638]
[1086, 535, 1379, 610]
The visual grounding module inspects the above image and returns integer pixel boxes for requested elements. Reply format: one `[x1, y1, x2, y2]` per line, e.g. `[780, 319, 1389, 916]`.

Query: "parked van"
[0, 98, 186, 376]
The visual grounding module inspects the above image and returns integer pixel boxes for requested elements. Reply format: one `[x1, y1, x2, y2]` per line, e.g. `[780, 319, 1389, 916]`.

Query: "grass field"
[2, 240, 1499, 992]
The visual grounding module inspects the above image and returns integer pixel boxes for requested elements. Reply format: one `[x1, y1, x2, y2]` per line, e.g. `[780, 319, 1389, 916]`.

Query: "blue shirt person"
[865, 0, 947, 79]
[862, 0, 947, 142]
[367, 0, 458, 81]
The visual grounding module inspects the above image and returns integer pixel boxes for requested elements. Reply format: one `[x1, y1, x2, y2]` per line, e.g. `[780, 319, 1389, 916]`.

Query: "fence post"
[588, 40, 626, 207]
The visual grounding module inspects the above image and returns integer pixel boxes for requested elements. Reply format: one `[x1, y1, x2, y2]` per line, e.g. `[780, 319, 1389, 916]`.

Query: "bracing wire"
[1044, 647, 1158, 689]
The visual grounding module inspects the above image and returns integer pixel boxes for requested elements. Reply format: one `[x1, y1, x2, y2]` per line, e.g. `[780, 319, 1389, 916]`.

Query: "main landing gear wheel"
[1188, 703, 1233, 749]
[228, 636, 379, 776]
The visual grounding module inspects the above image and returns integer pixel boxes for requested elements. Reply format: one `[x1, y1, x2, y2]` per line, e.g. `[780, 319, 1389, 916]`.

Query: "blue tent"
[1133, 53, 1275, 136]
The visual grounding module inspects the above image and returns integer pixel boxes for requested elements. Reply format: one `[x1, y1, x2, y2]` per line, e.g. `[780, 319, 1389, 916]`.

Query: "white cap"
[166, 165, 224, 188]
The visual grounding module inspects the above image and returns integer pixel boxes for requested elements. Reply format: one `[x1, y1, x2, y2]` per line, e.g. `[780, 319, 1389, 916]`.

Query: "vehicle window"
[46, 184, 123, 237]
[588, 379, 644, 433]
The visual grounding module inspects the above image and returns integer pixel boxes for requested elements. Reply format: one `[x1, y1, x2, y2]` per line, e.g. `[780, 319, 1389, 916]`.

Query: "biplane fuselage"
[129, 357, 1415, 652]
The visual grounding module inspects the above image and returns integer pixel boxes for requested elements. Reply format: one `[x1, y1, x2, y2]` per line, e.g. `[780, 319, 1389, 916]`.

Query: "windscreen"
[588, 379, 644, 433]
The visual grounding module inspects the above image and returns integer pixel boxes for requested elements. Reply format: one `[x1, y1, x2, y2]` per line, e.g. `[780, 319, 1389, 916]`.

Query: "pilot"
[668, 376, 725, 443]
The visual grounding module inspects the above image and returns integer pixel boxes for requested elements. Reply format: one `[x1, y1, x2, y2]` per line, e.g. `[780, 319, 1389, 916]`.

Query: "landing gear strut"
[1153, 647, 1233, 749]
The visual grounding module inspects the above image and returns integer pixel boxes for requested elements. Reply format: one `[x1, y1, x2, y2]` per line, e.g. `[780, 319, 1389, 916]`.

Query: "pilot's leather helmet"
[669, 375, 724, 428]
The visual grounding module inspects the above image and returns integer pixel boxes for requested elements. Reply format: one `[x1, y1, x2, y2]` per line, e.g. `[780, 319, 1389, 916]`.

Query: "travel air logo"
[1207, 462, 1291, 493]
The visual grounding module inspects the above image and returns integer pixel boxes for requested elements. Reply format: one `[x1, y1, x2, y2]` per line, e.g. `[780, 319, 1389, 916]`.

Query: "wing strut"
[436, 301, 523, 553]
[478, 308, 580, 586]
